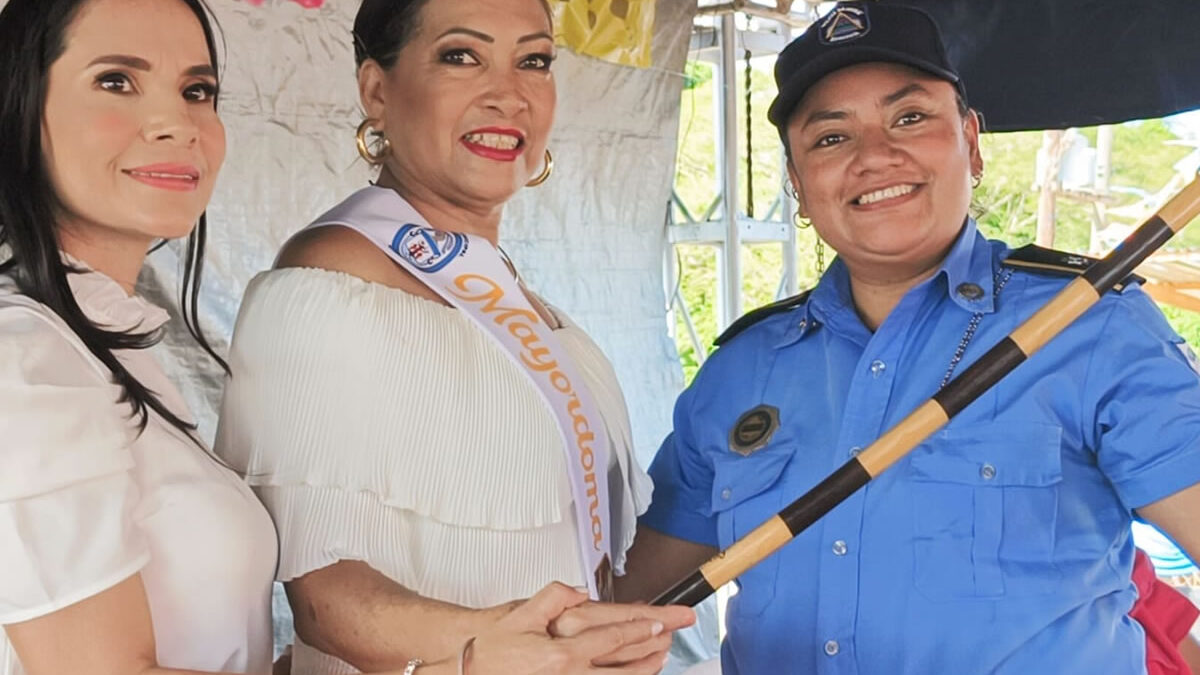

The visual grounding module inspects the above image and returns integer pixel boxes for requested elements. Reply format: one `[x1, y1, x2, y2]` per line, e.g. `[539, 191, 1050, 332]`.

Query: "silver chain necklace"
[939, 267, 1015, 389]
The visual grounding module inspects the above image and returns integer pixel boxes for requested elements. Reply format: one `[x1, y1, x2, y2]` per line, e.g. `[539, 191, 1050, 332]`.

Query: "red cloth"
[1131, 549, 1199, 675]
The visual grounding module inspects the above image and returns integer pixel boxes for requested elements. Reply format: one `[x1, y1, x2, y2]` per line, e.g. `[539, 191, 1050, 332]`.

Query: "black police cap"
[767, 2, 964, 133]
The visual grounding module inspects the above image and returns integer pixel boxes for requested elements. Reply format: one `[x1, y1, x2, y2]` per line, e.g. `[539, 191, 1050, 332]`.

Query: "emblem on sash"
[729, 404, 781, 456]
[820, 5, 870, 44]
[390, 224, 467, 272]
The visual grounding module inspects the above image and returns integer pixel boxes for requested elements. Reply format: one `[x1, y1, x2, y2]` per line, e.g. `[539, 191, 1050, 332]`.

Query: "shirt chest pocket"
[709, 448, 791, 617]
[908, 423, 1064, 600]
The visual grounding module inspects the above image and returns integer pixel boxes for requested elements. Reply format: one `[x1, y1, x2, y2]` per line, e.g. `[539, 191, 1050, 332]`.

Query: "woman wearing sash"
[0, 1, 672, 673]
[214, 0, 692, 673]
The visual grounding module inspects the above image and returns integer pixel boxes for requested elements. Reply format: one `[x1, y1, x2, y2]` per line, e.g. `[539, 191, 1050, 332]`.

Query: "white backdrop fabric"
[138, 0, 695, 470]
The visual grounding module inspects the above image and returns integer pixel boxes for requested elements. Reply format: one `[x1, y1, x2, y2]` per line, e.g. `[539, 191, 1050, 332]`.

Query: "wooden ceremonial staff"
[652, 174, 1200, 608]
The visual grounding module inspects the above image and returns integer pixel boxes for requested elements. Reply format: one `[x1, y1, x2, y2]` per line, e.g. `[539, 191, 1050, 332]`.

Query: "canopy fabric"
[893, 0, 1200, 131]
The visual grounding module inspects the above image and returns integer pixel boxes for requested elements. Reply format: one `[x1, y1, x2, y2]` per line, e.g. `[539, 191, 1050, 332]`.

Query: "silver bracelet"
[457, 637, 476, 675]
[403, 658, 424, 675]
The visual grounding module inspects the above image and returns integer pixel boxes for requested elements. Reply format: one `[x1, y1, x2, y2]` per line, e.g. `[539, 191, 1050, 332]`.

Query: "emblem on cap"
[820, 5, 870, 44]
[729, 404, 781, 456]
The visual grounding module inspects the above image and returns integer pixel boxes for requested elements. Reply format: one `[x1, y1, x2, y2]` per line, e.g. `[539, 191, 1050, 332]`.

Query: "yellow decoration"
[551, 0, 656, 69]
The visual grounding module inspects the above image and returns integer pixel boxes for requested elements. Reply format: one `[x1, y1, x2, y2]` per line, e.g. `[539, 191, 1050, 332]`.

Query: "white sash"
[306, 186, 614, 600]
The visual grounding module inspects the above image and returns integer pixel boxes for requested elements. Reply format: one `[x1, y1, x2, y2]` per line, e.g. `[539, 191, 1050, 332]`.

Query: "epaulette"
[714, 290, 812, 347]
[1001, 244, 1144, 292]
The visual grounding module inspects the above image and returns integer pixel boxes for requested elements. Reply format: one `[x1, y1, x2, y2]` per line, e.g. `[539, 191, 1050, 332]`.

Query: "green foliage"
[1160, 304, 1200, 348]
[674, 59, 784, 226]
[671, 237, 826, 381]
[972, 121, 1193, 251]
[683, 61, 713, 91]
[671, 61, 1200, 383]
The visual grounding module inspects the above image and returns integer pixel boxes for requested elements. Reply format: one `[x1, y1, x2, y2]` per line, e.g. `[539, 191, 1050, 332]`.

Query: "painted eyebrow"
[435, 28, 554, 44]
[437, 27, 494, 42]
[518, 32, 554, 44]
[87, 54, 216, 79]
[88, 54, 152, 70]
[184, 64, 218, 79]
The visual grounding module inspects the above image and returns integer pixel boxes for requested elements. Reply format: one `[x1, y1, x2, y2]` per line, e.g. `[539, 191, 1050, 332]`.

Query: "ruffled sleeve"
[216, 268, 650, 585]
[0, 303, 148, 624]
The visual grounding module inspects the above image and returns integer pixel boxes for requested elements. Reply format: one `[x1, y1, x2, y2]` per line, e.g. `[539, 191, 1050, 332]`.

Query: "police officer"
[616, 3, 1200, 673]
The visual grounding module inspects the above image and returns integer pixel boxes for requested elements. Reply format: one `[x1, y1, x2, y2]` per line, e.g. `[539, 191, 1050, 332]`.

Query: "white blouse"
[0, 266, 276, 675]
[216, 267, 653, 675]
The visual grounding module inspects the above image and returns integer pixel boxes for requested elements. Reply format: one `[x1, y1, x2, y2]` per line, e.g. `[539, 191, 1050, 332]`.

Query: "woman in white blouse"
[215, 0, 693, 673]
[0, 0, 278, 672]
[0, 0, 685, 674]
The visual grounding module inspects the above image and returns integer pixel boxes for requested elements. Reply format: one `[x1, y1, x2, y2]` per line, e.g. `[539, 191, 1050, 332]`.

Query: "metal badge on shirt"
[729, 404, 781, 456]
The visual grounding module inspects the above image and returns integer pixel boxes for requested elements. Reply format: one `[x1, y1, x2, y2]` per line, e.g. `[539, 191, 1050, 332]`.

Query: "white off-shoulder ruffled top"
[215, 266, 653, 674]
[0, 264, 276, 675]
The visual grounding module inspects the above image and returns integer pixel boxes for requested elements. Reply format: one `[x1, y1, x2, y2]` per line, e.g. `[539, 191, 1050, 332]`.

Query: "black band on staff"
[932, 337, 1026, 417]
[780, 458, 871, 533]
[651, 570, 714, 608]
[647, 177, 1200, 609]
[1082, 215, 1174, 291]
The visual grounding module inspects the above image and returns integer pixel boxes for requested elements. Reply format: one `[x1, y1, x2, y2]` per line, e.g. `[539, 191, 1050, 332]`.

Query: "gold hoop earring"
[526, 149, 554, 187]
[356, 119, 391, 165]
[971, 171, 983, 189]
[792, 209, 810, 229]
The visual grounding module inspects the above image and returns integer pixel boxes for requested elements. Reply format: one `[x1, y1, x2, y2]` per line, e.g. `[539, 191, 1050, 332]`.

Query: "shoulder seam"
[1002, 244, 1143, 292]
[714, 290, 811, 347]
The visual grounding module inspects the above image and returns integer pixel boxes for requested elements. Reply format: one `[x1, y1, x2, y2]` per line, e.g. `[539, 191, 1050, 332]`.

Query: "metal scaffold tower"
[667, 1, 820, 364]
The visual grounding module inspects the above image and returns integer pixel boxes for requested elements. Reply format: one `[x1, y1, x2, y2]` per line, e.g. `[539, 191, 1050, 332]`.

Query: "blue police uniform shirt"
[642, 219, 1200, 675]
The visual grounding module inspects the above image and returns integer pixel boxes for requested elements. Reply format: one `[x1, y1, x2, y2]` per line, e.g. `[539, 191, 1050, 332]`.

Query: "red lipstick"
[461, 127, 525, 162]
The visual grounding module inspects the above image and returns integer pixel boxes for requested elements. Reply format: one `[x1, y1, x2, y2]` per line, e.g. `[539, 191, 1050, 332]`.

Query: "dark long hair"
[353, 0, 553, 69]
[0, 0, 228, 438]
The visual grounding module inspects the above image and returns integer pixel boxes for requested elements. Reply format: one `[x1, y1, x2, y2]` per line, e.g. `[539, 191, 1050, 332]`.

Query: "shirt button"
[721, 488, 732, 500]
[824, 640, 840, 656]
[832, 540, 848, 556]
[869, 360, 886, 377]
[957, 282, 985, 300]
[980, 463, 997, 480]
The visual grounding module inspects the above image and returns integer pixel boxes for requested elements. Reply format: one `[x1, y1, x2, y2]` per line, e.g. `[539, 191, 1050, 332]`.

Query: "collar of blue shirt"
[780, 218, 999, 349]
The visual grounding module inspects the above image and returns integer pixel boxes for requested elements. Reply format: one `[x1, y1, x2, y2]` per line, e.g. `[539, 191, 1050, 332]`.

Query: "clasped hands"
[465, 583, 695, 675]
